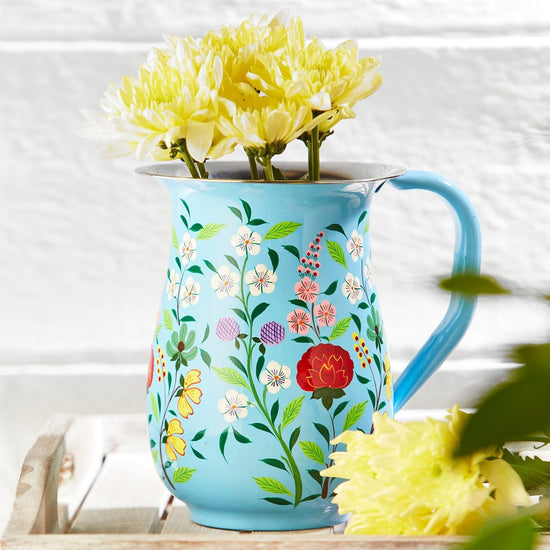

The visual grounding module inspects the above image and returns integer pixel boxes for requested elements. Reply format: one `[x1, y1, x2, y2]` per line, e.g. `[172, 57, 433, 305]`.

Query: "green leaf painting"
[173, 467, 196, 483]
[326, 240, 347, 268]
[196, 223, 226, 240]
[299, 441, 326, 465]
[263, 222, 302, 240]
[213, 367, 250, 391]
[253, 476, 292, 495]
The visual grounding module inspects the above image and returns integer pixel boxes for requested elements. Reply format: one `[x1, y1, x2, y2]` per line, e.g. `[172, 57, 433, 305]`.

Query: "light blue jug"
[138, 162, 481, 530]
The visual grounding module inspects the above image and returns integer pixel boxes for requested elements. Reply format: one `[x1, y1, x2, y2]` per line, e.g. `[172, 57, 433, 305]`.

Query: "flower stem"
[179, 141, 201, 179]
[263, 156, 275, 181]
[246, 150, 260, 180]
[308, 125, 321, 181]
[197, 162, 209, 179]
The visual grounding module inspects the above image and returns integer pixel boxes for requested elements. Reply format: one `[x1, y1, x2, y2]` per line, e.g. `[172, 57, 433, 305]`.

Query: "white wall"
[1, 0, 549, 532]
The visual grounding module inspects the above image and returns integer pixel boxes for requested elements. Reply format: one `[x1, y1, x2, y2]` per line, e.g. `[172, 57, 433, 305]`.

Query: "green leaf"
[268, 248, 279, 272]
[356, 373, 370, 385]
[231, 307, 248, 323]
[189, 223, 203, 232]
[180, 199, 190, 216]
[456, 514, 537, 550]
[455, 351, 550, 457]
[342, 401, 368, 432]
[363, 217, 370, 234]
[301, 494, 322, 502]
[213, 367, 250, 391]
[299, 441, 326, 465]
[260, 458, 287, 472]
[333, 400, 350, 418]
[255, 355, 265, 379]
[289, 427, 301, 450]
[438, 273, 512, 296]
[150, 392, 159, 423]
[225, 254, 239, 269]
[200, 348, 211, 368]
[191, 429, 207, 442]
[172, 227, 178, 249]
[248, 218, 268, 226]
[219, 428, 229, 461]
[180, 214, 188, 229]
[228, 355, 247, 374]
[173, 467, 196, 483]
[329, 317, 351, 341]
[251, 422, 272, 434]
[232, 428, 252, 444]
[263, 497, 292, 506]
[187, 265, 203, 274]
[180, 315, 195, 323]
[323, 280, 338, 296]
[163, 309, 173, 331]
[203, 259, 217, 273]
[358, 302, 368, 310]
[502, 449, 550, 493]
[326, 223, 347, 238]
[289, 298, 308, 308]
[240, 199, 252, 221]
[190, 447, 206, 460]
[228, 205, 242, 221]
[282, 244, 301, 259]
[326, 240, 347, 268]
[281, 396, 305, 430]
[313, 422, 331, 446]
[293, 336, 315, 344]
[201, 324, 210, 343]
[254, 476, 292, 495]
[350, 313, 361, 332]
[367, 389, 376, 408]
[270, 400, 280, 424]
[263, 221, 302, 240]
[308, 468, 323, 486]
[175, 256, 182, 270]
[197, 223, 225, 240]
[251, 302, 269, 321]
[357, 210, 367, 227]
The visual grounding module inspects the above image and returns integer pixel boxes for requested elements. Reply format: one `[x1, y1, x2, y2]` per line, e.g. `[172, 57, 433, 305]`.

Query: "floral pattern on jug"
[147, 195, 392, 510]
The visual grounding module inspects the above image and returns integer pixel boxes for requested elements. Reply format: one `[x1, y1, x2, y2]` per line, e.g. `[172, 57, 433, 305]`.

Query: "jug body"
[145, 162, 399, 530]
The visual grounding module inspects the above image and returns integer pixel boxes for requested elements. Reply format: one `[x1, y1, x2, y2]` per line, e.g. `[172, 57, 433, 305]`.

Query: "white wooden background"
[1, 0, 549, 533]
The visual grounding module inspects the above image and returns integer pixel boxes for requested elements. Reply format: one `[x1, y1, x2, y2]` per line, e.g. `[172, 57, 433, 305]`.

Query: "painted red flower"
[296, 343, 354, 392]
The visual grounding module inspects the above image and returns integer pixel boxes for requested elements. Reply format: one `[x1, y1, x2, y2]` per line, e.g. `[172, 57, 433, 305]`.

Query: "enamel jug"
[138, 162, 481, 530]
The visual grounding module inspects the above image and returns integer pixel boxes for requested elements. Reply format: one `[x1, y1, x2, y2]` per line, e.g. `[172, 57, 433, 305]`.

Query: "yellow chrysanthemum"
[322, 406, 530, 535]
[79, 35, 230, 163]
[216, 94, 332, 156]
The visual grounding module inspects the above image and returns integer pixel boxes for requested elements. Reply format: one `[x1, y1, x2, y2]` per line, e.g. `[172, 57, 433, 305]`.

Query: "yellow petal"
[177, 396, 194, 419]
[185, 387, 203, 405]
[184, 369, 201, 388]
[167, 418, 183, 436]
[186, 121, 215, 162]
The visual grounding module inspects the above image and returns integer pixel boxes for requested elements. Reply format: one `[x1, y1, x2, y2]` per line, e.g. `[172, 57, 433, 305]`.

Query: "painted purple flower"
[216, 317, 240, 341]
[259, 321, 285, 346]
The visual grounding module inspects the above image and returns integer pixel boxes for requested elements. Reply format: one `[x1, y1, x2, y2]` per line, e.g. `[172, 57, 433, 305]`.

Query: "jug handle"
[388, 170, 481, 412]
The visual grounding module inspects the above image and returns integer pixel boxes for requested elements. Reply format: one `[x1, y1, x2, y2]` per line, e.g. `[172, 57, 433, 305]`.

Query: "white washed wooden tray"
[2, 415, 549, 549]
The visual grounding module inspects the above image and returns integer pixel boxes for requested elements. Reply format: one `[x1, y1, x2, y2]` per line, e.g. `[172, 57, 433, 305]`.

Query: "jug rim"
[136, 161, 406, 185]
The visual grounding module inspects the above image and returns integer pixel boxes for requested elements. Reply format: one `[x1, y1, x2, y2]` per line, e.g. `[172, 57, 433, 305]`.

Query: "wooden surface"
[2, 415, 549, 549]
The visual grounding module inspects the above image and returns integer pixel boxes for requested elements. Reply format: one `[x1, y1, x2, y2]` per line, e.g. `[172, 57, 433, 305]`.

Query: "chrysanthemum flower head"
[322, 406, 530, 535]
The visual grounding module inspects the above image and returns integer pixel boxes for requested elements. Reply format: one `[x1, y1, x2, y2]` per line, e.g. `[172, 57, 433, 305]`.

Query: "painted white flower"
[346, 229, 364, 262]
[364, 257, 375, 288]
[181, 276, 200, 308]
[244, 264, 277, 296]
[259, 361, 291, 394]
[230, 225, 261, 256]
[178, 232, 197, 265]
[217, 389, 249, 422]
[211, 265, 240, 299]
[166, 269, 180, 300]
[342, 272, 363, 304]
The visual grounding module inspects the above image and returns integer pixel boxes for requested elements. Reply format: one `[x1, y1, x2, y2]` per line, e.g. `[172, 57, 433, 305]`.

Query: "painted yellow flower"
[322, 406, 530, 535]
[165, 418, 186, 461]
[177, 369, 203, 419]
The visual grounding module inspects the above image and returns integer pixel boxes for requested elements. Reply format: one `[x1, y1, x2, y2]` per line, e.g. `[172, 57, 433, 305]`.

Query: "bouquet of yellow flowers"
[79, 13, 381, 181]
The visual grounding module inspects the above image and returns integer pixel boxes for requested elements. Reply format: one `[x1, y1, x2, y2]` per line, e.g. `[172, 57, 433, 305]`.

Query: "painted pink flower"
[314, 300, 337, 327]
[294, 277, 320, 303]
[287, 309, 311, 335]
